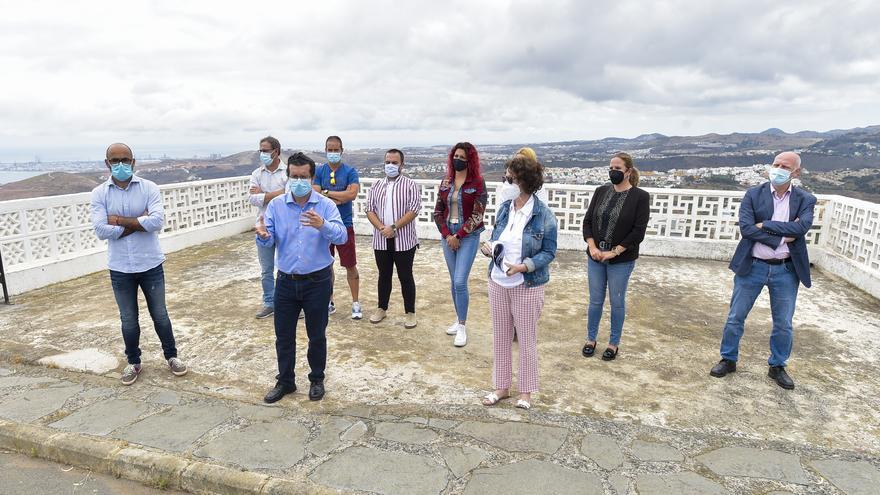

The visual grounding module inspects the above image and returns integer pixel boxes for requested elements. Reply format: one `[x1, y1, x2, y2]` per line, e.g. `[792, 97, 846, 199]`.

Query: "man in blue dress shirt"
[90, 143, 188, 386]
[257, 152, 348, 402]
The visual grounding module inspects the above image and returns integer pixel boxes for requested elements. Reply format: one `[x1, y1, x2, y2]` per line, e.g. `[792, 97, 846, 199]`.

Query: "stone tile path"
[0, 364, 878, 494]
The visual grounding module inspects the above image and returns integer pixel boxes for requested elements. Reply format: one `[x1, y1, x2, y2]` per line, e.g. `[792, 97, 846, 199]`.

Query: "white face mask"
[499, 181, 520, 203]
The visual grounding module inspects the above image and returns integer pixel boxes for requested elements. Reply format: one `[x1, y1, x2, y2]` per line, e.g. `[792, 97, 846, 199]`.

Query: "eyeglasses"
[493, 243, 505, 270]
[329, 170, 336, 186]
[503, 176, 514, 184]
[108, 158, 133, 165]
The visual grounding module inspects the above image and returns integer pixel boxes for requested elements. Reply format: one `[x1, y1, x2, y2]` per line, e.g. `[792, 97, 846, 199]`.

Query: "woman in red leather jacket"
[432, 142, 487, 348]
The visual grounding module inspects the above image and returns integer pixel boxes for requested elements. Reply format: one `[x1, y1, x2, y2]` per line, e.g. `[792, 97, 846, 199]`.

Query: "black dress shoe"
[309, 381, 325, 401]
[264, 382, 296, 403]
[710, 359, 736, 377]
[582, 342, 596, 358]
[601, 347, 618, 361]
[768, 366, 795, 390]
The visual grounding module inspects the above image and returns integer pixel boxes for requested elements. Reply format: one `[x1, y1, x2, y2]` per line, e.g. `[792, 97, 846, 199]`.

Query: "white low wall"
[1, 177, 257, 295]
[2, 176, 878, 299]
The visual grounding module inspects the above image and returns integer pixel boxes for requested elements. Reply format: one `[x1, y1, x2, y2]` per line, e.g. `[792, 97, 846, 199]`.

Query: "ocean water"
[0, 171, 44, 185]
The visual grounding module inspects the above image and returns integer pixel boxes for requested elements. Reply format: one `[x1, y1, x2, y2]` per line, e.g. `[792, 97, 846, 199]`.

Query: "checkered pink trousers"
[488, 279, 545, 393]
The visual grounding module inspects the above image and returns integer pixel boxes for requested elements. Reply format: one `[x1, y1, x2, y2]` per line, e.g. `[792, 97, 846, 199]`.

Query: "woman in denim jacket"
[479, 156, 557, 410]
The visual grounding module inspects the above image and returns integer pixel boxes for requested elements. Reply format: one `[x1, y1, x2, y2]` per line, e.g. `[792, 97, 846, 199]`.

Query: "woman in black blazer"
[581, 152, 650, 361]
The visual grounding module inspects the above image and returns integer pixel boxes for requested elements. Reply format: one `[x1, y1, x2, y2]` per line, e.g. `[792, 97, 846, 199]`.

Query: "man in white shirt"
[248, 136, 288, 319]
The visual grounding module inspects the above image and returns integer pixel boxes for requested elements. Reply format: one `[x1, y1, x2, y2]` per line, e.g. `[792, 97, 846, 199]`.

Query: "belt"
[598, 240, 614, 250]
[753, 257, 791, 266]
[277, 265, 332, 281]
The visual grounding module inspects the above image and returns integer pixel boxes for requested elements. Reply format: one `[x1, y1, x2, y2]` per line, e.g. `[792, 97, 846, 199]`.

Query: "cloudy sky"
[1, 0, 879, 161]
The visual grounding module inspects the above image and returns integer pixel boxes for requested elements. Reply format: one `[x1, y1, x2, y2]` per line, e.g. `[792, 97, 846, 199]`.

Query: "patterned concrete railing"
[353, 178, 831, 248]
[0, 176, 255, 294]
[1, 175, 878, 298]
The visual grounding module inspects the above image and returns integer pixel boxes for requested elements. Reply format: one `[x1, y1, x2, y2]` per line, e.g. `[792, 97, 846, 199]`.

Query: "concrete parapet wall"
[2, 176, 878, 299]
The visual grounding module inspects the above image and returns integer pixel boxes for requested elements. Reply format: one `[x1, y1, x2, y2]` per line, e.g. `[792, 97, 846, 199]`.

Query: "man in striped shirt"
[364, 149, 422, 328]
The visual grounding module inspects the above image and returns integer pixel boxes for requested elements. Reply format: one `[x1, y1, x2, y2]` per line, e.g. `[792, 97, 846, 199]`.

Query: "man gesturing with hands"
[256, 152, 347, 403]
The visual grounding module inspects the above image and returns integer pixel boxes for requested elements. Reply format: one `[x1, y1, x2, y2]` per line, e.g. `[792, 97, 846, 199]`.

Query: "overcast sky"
[1, 0, 879, 161]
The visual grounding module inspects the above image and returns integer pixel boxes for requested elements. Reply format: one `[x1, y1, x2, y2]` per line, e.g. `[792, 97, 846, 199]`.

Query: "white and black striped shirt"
[365, 176, 422, 251]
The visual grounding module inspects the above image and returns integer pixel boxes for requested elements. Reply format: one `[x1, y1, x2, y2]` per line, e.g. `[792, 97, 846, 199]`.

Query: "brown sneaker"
[404, 312, 417, 329]
[168, 357, 188, 376]
[121, 364, 142, 386]
[369, 308, 386, 324]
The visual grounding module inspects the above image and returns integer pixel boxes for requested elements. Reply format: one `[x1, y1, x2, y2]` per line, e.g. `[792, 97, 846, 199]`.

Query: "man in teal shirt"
[313, 135, 361, 319]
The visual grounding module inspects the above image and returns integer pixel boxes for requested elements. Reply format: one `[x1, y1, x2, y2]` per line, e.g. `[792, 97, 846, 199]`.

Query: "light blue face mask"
[384, 163, 400, 178]
[111, 163, 133, 181]
[768, 167, 792, 186]
[326, 152, 342, 164]
[287, 178, 312, 197]
[260, 151, 274, 166]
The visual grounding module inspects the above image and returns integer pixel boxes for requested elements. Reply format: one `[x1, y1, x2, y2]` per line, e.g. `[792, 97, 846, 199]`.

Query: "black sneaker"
[768, 366, 795, 390]
[710, 359, 737, 377]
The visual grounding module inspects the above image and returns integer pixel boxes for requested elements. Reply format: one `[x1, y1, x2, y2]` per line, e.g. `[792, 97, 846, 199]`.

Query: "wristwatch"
[391, 224, 398, 233]
[321, 189, 329, 196]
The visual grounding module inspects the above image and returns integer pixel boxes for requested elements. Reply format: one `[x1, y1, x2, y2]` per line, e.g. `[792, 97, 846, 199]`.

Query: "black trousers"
[374, 238, 417, 313]
[273, 266, 332, 385]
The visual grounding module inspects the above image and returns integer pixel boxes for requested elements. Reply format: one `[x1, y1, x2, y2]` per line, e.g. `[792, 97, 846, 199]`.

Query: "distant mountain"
[2, 125, 879, 201]
[0, 171, 102, 200]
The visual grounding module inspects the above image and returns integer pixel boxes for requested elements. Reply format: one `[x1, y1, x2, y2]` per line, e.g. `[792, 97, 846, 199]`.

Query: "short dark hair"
[385, 148, 405, 164]
[287, 152, 316, 177]
[325, 136, 343, 149]
[260, 136, 281, 152]
[506, 156, 544, 195]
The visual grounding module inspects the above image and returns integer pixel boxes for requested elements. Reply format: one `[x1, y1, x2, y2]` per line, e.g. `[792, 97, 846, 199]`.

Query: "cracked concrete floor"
[2, 232, 879, 455]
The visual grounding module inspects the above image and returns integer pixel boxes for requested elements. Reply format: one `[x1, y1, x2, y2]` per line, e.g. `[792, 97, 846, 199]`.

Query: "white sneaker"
[351, 302, 363, 320]
[454, 325, 468, 347]
[446, 322, 461, 335]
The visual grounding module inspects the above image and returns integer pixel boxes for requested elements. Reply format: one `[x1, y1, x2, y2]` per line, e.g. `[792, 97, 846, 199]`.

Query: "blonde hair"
[613, 152, 640, 187]
[515, 147, 538, 161]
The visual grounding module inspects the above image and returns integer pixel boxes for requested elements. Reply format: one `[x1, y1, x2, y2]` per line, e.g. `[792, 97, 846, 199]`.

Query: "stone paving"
[0, 363, 878, 494]
[2, 233, 879, 459]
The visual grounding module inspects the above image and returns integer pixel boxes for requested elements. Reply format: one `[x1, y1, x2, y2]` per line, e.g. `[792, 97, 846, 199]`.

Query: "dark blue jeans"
[720, 259, 800, 367]
[109, 263, 177, 365]
[274, 265, 333, 386]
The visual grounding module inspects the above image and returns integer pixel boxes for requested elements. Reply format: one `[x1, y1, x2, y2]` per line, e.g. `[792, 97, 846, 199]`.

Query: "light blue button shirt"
[256, 190, 348, 275]
[90, 175, 166, 273]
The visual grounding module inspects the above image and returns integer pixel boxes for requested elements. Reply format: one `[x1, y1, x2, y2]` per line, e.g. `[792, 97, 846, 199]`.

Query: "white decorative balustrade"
[1, 176, 878, 299]
[352, 179, 831, 255]
[1, 176, 256, 294]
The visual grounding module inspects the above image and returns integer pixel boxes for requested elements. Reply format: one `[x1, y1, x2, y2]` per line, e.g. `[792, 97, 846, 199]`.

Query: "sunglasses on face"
[493, 243, 505, 270]
[108, 158, 133, 165]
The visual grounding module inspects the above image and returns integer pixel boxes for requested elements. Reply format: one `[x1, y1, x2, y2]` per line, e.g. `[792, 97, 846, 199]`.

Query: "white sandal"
[515, 399, 531, 410]
[482, 392, 508, 406]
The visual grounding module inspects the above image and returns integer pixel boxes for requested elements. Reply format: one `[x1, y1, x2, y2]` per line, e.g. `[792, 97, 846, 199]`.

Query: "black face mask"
[609, 169, 625, 185]
[453, 158, 468, 171]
